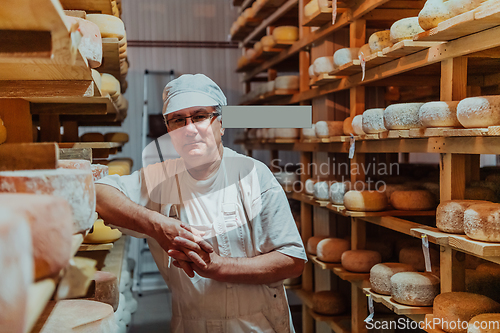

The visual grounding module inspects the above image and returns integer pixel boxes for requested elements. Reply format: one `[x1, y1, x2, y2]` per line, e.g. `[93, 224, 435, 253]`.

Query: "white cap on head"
[162, 74, 227, 115]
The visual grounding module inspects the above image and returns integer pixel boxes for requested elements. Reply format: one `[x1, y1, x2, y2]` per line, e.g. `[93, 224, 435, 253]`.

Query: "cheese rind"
[390, 190, 436, 210]
[272, 26, 299, 41]
[91, 164, 109, 182]
[391, 272, 440, 306]
[465, 187, 497, 202]
[305, 178, 317, 195]
[58, 159, 91, 171]
[307, 236, 327, 255]
[302, 125, 316, 138]
[352, 115, 366, 135]
[390, 17, 425, 43]
[260, 35, 275, 47]
[93, 271, 119, 311]
[464, 203, 500, 242]
[315, 121, 344, 137]
[419, 101, 461, 128]
[274, 128, 299, 139]
[341, 250, 381, 273]
[312, 291, 346, 315]
[370, 263, 416, 295]
[329, 181, 351, 205]
[362, 108, 387, 134]
[101, 73, 121, 97]
[316, 238, 350, 262]
[418, 0, 487, 31]
[314, 181, 330, 201]
[333, 48, 360, 67]
[81, 132, 104, 142]
[86, 14, 125, 39]
[369, 30, 392, 52]
[437, 200, 490, 234]
[313, 56, 335, 76]
[384, 103, 425, 130]
[358, 44, 372, 59]
[274, 75, 299, 90]
[343, 190, 388, 212]
[457, 96, 500, 128]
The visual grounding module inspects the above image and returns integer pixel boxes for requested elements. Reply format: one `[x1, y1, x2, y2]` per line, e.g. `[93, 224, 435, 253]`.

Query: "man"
[96, 74, 306, 332]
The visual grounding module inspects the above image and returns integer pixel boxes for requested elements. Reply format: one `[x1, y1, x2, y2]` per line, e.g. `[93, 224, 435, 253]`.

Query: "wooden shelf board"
[236, 59, 265, 73]
[448, 234, 500, 257]
[26, 96, 117, 116]
[326, 202, 346, 213]
[410, 227, 450, 245]
[333, 266, 370, 283]
[382, 40, 443, 58]
[273, 40, 296, 48]
[26, 278, 57, 333]
[303, 8, 334, 27]
[79, 243, 114, 251]
[345, 209, 435, 217]
[310, 73, 341, 86]
[59, 0, 114, 14]
[97, 38, 126, 84]
[308, 254, 343, 270]
[330, 60, 361, 76]
[301, 193, 330, 207]
[255, 47, 282, 60]
[101, 236, 126, 285]
[58, 142, 122, 149]
[363, 51, 392, 69]
[363, 288, 433, 316]
[360, 216, 425, 237]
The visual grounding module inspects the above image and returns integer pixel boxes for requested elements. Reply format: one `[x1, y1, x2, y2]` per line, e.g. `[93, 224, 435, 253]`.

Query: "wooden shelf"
[241, 88, 298, 104]
[58, 142, 123, 158]
[345, 209, 435, 217]
[310, 73, 341, 86]
[363, 51, 392, 69]
[59, 0, 114, 14]
[26, 96, 118, 117]
[303, 7, 334, 27]
[308, 254, 342, 270]
[236, 59, 265, 73]
[333, 266, 370, 286]
[382, 40, 444, 58]
[330, 60, 361, 76]
[79, 243, 114, 251]
[363, 288, 432, 318]
[97, 38, 126, 84]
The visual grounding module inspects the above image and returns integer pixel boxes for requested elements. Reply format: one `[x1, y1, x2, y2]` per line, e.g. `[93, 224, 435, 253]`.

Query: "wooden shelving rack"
[232, 0, 500, 332]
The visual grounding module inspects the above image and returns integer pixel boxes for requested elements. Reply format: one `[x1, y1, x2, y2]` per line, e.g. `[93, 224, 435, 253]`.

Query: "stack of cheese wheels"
[358, 44, 372, 59]
[341, 250, 381, 273]
[275, 75, 299, 90]
[400, 246, 440, 272]
[0, 211, 33, 333]
[312, 291, 346, 315]
[433, 292, 500, 333]
[272, 26, 299, 42]
[465, 187, 497, 202]
[390, 17, 425, 43]
[65, 16, 102, 68]
[330, 181, 351, 205]
[315, 121, 344, 137]
[91, 164, 109, 181]
[104, 132, 129, 143]
[468, 313, 500, 333]
[436, 200, 490, 234]
[391, 272, 440, 306]
[0, 194, 73, 281]
[304, 0, 320, 17]
[344, 190, 388, 212]
[333, 48, 360, 67]
[418, 0, 487, 30]
[275, 128, 300, 139]
[381, 183, 415, 202]
[307, 236, 327, 255]
[384, 103, 424, 129]
[362, 108, 387, 134]
[0, 116, 6, 144]
[314, 180, 331, 201]
[457, 96, 500, 128]
[305, 178, 317, 195]
[302, 124, 317, 138]
[0, 168, 95, 233]
[92, 271, 120, 311]
[343, 117, 354, 135]
[84, 219, 122, 244]
[369, 30, 392, 52]
[419, 101, 461, 128]
[81, 132, 105, 142]
[370, 263, 416, 295]
[352, 115, 366, 135]
[317, 238, 350, 262]
[101, 73, 121, 102]
[313, 56, 335, 76]
[390, 190, 436, 210]
[464, 203, 500, 242]
[40, 300, 117, 332]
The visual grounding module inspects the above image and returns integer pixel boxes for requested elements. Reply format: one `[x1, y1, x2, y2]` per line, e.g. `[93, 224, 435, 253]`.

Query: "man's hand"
[169, 249, 225, 281]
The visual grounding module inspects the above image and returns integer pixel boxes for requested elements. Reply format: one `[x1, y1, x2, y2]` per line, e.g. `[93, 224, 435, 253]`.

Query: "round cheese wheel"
[370, 263, 416, 295]
[307, 236, 327, 255]
[457, 96, 500, 128]
[305, 178, 317, 195]
[315, 121, 344, 137]
[333, 48, 360, 67]
[464, 203, 500, 242]
[66, 16, 102, 68]
[437, 200, 490, 234]
[246, 48, 256, 60]
[486, 173, 500, 183]
[341, 250, 381, 273]
[101, 73, 121, 97]
[390, 190, 436, 210]
[380, 183, 415, 201]
[358, 44, 372, 59]
[418, 0, 486, 31]
[352, 115, 366, 135]
[468, 313, 500, 333]
[92, 271, 119, 311]
[469, 181, 500, 197]
[274, 171, 299, 187]
[362, 108, 387, 134]
[81, 132, 104, 142]
[237, 56, 248, 68]
[272, 26, 299, 41]
[433, 292, 500, 333]
[313, 56, 335, 76]
[312, 291, 347, 315]
[477, 263, 500, 275]
[384, 103, 425, 130]
[343, 190, 388, 212]
[302, 125, 317, 138]
[391, 272, 440, 306]
[243, 7, 255, 19]
[390, 17, 425, 43]
[305, 0, 320, 17]
[399, 246, 440, 272]
[343, 117, 354, 135]
[465, 187, 497, 202]
[275, 128, 299, 139]
[419, 101, 461, 128]
[108, 161, 130, 176]
[329, 181, 351, 205]
[86, 14, 125, 39]
[253, 41, 262, 52]
[369, 30, 392, 52]
[309, 64, 315, 79]
[314, 181, 331, 201]
[275, 75, 299, 90]
[317, 238, 350, 262]
[91, 164, 109, 182]
[261, 35, 275, 47]
[265, 80, 275, 93]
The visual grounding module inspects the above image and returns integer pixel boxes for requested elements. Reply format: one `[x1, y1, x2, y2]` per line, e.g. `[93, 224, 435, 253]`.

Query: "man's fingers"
[185, 251, 210, 268]
[176, 259, 195, 278]
[180, 223, 206, 237]
[173, 236, 202, 252]
[168, 249, 191, 262]
[198, 239, 214, 253]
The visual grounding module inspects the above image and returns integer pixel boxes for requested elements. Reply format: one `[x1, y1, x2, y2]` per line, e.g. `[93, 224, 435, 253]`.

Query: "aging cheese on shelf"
[329, 181, 351, 205]
[302, 125, 317, 138]
[84, 219, 122, 244]
[246, 48, 256, 60]
[104, 132, 129, 143]
[466, 268, 500, 303]
[93, 271, 120, 311]
[275, 75, 299, 90]
[464, 203, 500, 242]
[312, 291, 346, 315]
[390, 17, 425, 43]
[368, 30, 392, 52]
[313, 56, 335, 76]
[65, 16, 102, 68]
[384, 103, 425, 130]
[315, 121, 344, 137]
[314, 181, 330, 201]
[341, 250, 381, 273]
[352, 115, 366, 135]
[305, 178, 317, 195]
[457, 96, 500, 128]
[468, 313, 500, 333]
[260, 35, 275, 47]
[101, 73, 121, 97]
[343, 117, 354, 135]
[108, 160, 131, 176]
[358, 44, 372, 60]
[275, 128, 300, 139]
[317, 238, 350, 263]
[362, 108, 387, 134]
[304, 0, 320, 17]
[399, 246, 440, 272]
[272, 26, 299, 41]
[0, 117, 6, 144]
[0, 211, 32, 333]
[343, 190, 388, 212]
[80, 132, 105, 142]
[433, 292, 500, 333]
[253, 41, 262, 53]
[380, 184, 415, 201]
[391, 272, 440, 306]
[307, 236, 327, 255]
[419, 101, 461, 128]
[390, 190, 436, 211]
[0, 169, 96, 233]
[86, 14, 125, 39]
[465, 187, 497, 202]
[370, 263, 416, 295]
[91, 164, 109, 182]
[418, 0, 487, 30]
[308, 64, 315, 79]
[333, 48, 360, 67]
[437, 200, 490, 234]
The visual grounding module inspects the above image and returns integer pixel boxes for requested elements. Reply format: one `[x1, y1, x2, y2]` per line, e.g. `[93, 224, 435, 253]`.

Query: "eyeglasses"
[166, 112, 220, 131]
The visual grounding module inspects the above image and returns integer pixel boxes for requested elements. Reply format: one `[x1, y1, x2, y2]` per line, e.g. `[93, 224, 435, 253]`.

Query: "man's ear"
[220, 128, 225, 136]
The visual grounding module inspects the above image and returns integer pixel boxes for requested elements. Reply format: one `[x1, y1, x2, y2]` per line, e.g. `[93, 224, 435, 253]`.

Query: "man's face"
[165, 106, 224, 164]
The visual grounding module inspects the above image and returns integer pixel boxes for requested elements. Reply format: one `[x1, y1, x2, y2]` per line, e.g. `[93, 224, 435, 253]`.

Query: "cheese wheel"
[313, 56, 335, 76]
[237, 56, 247, 69]
[307, 236, 327, 255]
[466, 269, 500, 304]
[0, 118, 6, 144]
[0, 211, 32, 333]
[260, 35, 275, 47]
[253, 41, 262, 52]
[362, 108, 387, 134]
[314, 181, 331, 201]
[86, 14, 125, 39]
[418, 0, 487, 31]
[369, 30, 392, 52]
[399, 246, 440, 272]
[81, 132, 104, 142]
[274, 171, 298, 187]
[0, 194, 73, 281]
[92, 271, 119, 311]
[370, 263, 416, 295]
[486, 173, 500, 183]
[464, 203, 500, 242]
[58, 159, 91, 171]
[302, 125, 316, 138]
[108, 160, 131, 176]
[243, 7, 255, 19]
[390, 17, 425, 43]
[358, 44, 372, 59]
[390, 190, 436, 210]
[384, 103, 425, 130]
[391, 272, 440, 306]
[317, 238, 350, 262]
[341, 250, 381, 273]
[274, 128, 299, 139]
[65, 16, 102, 68]
[40, 300, 117, 333]
[343, 117, 354, 135]
[265, 80, 275, 93]
[246, 48, 256, 60]
[308, 64, 315, 79]
[329, 181, 351, 205]
[465, 187, 497, 202]
[343, 190, 388, 212]
[104, 132, 129, 142]
[457, 96, 500, 128]
[380, 184, 415, 201]
[315, 121, 344, 137]
[236, 15, 246, 28]
[272, 26, 299, 41]
[305, 178, 317, 195]
[312, 291, 346, 315]
[0, 169, 96, 233]
[469, 181, 500, 197]
[419, 101, 461, 128]
[437, 200, 490, 234]
[352, 115, 366, 135]
[305, 0, 320, 17]
[84, 219, 122, 244]
[91, 164, 109, 182]
[468, 313, 500, 333]
[434, 292, 500, 333]
[101, 73, 121, 97]
[333, 48, 360, 67]
[275, 75, 299, 90]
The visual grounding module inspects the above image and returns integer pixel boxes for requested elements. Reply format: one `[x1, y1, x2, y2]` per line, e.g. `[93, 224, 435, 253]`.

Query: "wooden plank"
[0, 81, 94, 98]
[333, 266, 370, 282]
[363, 288, 433, 316]
[361, 8, 420, 21]
[352, 284, 368, 333]
[331, 60, 362, 76]
[96, 38, 124, 84]
[382, 40, 443, 58]
[79, 243, 114, 251]
[309, 254, 343, 270]
[448, 234, 500, 257]
[410, 227, 449, 245]
[0, 98, 33, 143]
[310, 73, 341, 86]
[359, 216, 424, 237]
[363, 52, 392, 69]
[0, 143, 58, 171]
[441, 128, 489, 136]
[59, 0, 114, 14]
[345, 209, 436, 217]
[440, 153, 465, 201]
[303, 7, 334, 27]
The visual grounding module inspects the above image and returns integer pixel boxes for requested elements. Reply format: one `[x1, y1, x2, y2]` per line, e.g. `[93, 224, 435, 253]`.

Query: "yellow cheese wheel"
[100, 73, 121, 97]
[468, 313, 500, 333]
[0, 118, 7, 144]
[305, 0, 320, 17]
[86, 14, 125, 39]
[272, 26, 299, 41]
[260, 35, 275, 47]
[343, 190, 388, 212]
[84, 219, 122, 244]
[369, 30, 392, 52]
